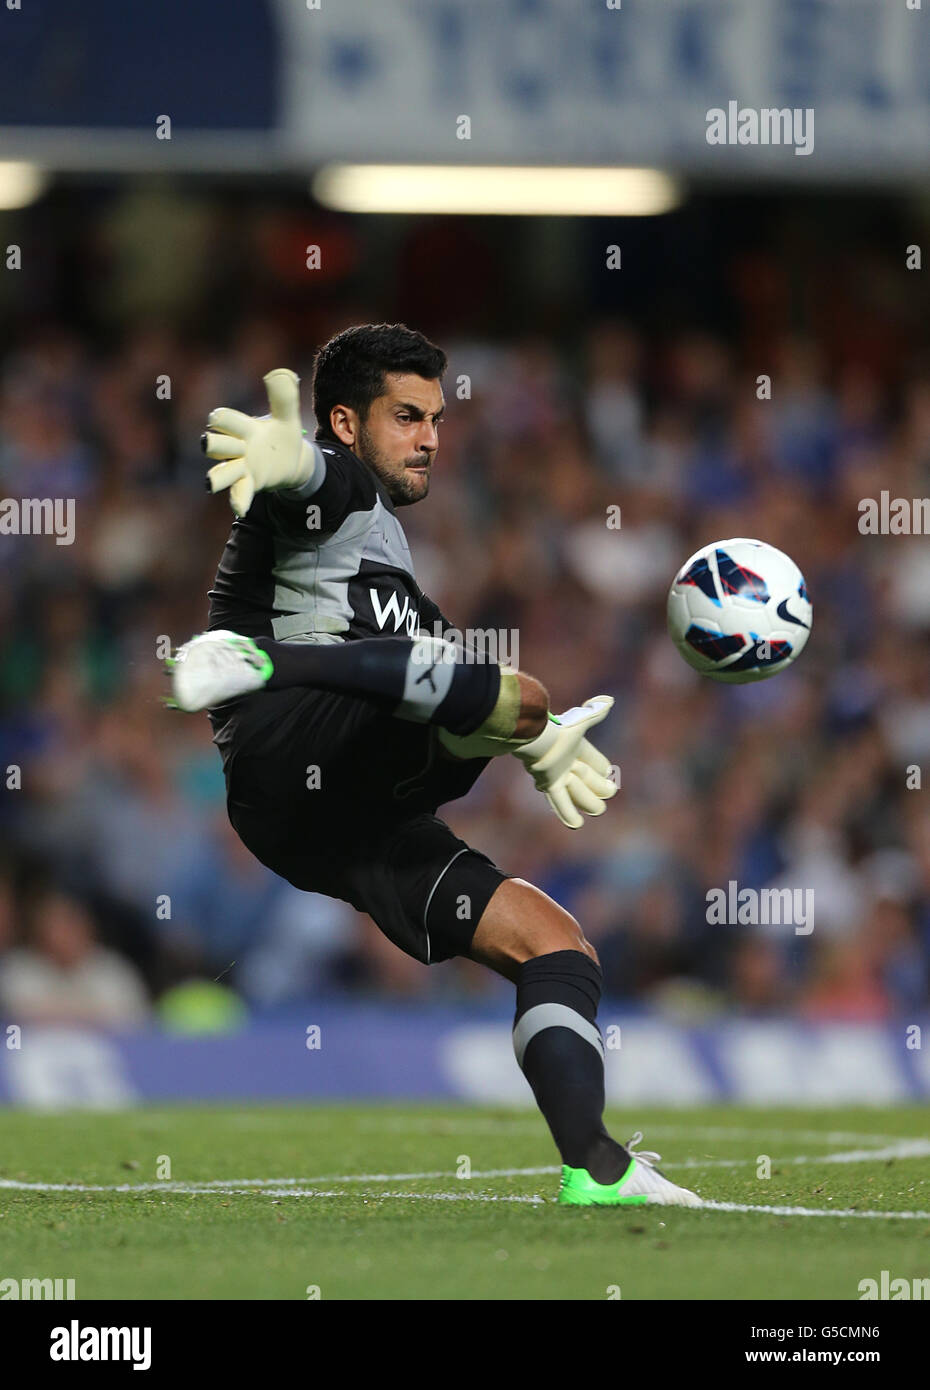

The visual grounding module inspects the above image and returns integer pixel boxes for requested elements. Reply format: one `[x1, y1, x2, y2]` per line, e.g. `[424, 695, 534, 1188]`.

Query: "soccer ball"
[666, 538, 812, 684]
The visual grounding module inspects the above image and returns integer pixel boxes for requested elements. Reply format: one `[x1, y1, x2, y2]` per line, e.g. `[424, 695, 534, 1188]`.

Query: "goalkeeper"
[167, 324, 699, 1209]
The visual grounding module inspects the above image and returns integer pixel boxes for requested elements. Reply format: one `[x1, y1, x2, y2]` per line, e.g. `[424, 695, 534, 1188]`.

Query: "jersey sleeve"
[266, 441, 378, 537]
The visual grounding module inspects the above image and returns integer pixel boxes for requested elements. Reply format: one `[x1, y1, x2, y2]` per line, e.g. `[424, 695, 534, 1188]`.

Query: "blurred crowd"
[2, 191, 930, 1028]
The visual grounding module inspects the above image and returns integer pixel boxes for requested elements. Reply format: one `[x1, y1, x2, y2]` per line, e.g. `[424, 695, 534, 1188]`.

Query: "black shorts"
[211, 686, 511, 965]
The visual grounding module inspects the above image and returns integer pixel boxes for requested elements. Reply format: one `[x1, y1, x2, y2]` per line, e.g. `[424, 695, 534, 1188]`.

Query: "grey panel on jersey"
[269, 495, 417, 642]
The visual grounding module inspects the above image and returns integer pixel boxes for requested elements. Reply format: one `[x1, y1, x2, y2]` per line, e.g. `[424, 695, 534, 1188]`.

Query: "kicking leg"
[167, 630, 546, 739]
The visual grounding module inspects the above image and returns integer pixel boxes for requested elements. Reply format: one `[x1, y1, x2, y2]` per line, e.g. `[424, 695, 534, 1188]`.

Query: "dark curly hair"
[311, 323, 447, 442]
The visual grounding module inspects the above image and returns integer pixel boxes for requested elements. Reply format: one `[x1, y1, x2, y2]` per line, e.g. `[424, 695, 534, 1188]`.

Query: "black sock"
[513, 949, 630, 1184]
[255, 635, 499, 734]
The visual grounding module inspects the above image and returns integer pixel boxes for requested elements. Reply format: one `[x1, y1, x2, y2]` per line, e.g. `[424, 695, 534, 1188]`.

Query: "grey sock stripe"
[396, 636, 457, 722]
[512, 1003, 605, 1069]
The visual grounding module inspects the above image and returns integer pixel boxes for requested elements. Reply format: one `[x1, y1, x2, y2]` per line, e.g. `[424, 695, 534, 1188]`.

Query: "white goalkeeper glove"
[439, 693, 617, 829]
[512, 696, 617, 829]
[203, 368, 316, 518]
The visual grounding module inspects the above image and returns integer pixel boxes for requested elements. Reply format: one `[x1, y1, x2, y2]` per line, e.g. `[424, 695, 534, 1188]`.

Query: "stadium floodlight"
[312, 164, 682, 216]
[0, 162, 48, 209]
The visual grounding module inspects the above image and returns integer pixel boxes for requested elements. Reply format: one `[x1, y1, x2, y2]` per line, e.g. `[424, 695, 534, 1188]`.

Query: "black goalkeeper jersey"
[207, 436, 452, 645]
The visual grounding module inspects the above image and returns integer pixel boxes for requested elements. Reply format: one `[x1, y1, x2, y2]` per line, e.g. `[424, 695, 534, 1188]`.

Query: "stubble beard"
[356, 421, 430, 507]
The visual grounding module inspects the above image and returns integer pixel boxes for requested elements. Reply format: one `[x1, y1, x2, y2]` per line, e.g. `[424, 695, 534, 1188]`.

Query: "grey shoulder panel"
[269, 493, 414, 641]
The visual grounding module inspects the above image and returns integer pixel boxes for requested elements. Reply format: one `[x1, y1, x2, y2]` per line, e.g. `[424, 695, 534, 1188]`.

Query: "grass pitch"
[1, 1104, 928, 1300]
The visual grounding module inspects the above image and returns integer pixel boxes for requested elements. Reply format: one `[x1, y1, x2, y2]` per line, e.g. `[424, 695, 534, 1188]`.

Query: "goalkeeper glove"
[203, 368, 316, 517]
[512, 696, 617, 829]
[439, 693, 617, 829]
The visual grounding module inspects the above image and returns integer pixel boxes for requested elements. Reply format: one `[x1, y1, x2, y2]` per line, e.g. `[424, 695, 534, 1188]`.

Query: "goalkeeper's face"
[353, 373, 444, 507]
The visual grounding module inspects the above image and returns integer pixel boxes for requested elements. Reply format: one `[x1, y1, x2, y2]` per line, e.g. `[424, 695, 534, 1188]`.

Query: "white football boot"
[164, 631, 274, 712]
[557, 1131, 702, 1207]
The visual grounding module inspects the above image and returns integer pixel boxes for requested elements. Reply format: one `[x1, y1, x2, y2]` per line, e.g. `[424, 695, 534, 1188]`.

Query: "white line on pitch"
[258, 1138, 930, 1184]
[674, 1139, 930, 1170]
[0, 1140, 924, 1192]
[4, 1179, 929, 1219]
[219, 1139, 929, 1187]
[205, 1188, 547, 1205]
[2, 1137, 929, 1196]
[0, 1172, 557, 1193]
[0, 1179, 544, 1204]
[701, 1200, 930, 1221]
